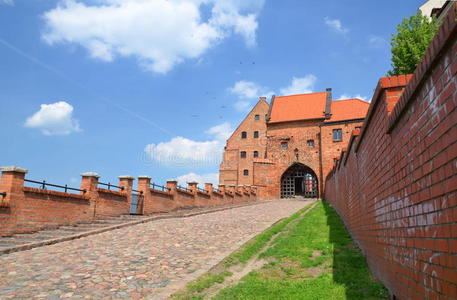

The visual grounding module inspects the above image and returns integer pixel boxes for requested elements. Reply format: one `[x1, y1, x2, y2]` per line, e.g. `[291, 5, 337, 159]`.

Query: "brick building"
[219, 89, 369, 199]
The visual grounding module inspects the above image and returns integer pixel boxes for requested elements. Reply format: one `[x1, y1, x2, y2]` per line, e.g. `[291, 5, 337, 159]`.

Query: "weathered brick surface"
[324, 6, 457, 299]
[1, 172, 257, 237]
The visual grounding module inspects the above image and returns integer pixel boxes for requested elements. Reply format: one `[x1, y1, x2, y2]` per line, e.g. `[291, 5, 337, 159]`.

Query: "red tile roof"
[268, 92, 327, 123]
[326, 99, 370, 122]
[268, 91, 369, 123]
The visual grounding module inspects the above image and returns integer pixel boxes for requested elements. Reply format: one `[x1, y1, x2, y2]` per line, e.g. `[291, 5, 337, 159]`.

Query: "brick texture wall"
[324, 6, 457, 299]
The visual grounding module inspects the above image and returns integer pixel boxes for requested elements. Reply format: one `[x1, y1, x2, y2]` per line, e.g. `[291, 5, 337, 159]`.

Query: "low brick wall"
[324, 6, 457, 299]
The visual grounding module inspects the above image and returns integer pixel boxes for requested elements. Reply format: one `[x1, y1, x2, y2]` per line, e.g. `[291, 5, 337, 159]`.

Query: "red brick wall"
[94, 188, 129, 219]
[324, 7, 457, 299]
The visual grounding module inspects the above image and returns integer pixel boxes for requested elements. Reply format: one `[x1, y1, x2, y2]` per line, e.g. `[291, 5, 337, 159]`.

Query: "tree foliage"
[387, 11, 440, 76]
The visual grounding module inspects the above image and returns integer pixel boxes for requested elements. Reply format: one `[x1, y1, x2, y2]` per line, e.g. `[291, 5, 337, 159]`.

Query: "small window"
[307, 140, 314, 147]
[333, 129, 342, 142]
[281, 142, 288, 150]
[355, 126, 362, 130]
[241, 131, 247, 139]
[253, 151, 259, 158]
[243, 169, 249, 176]
[240, 151, 246, 158]
[254, 131, 259, 138]
[255, 114, 260, 120]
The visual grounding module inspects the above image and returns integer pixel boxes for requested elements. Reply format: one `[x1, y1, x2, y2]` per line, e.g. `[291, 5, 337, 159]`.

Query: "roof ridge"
[276, 91, 327, 98]
[333, 98, 370, 104]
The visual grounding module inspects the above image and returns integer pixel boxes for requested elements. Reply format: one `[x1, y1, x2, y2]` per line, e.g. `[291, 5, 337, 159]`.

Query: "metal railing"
[213, 188, 220, 193]
[177, 185, 192, 193]
[150, 183, 170, 192]
[24, 179, 86, 193]
[132, 189, 143, 195]
[196, 187, 208, 193]
[98, 182, 125, 191]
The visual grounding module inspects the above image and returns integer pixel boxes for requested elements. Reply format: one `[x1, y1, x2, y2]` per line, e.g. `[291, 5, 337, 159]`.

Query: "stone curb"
[0, 201, 270, 256]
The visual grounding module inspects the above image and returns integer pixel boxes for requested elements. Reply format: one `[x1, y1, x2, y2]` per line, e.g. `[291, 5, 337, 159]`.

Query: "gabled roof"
[326, 99, 369, 122]
[268, 92, 327, 123]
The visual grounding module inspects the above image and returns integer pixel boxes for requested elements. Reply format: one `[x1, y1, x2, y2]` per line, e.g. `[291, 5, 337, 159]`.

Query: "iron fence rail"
[196, 187, 208, 193]
[177, 185, 192, 193]
[98, 182, 125, 191]
[150, 183, 170, 192]
[24, 179, 86, 193]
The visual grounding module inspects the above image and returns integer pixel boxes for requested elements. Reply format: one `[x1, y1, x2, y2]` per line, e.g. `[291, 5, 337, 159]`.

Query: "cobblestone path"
[0, 199, 311, 299]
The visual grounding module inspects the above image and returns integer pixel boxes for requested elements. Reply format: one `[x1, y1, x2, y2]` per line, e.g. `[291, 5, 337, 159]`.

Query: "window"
[281, 142, 288, 150]
[243, 169, 249, 176]
[307, 140, 314, 147]
[240, 151, 246, 158]
[254, 131, 259, 138]
[355, 126, 362, 130]
[333, 129, 342, 142]
[253, 151, 259, 158]
[241, 131, 247, 139]
[255, 114, 260, 120]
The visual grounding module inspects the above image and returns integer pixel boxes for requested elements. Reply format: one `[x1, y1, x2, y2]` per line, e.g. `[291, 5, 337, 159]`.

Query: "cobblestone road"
[0, 200, 311, 299]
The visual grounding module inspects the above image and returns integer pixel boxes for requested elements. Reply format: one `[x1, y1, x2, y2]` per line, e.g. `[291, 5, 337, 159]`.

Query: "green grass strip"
[214, 201, 389, 300]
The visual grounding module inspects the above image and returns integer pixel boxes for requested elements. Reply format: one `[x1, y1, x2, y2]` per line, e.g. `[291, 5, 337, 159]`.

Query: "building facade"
[219, 89, 369, 199]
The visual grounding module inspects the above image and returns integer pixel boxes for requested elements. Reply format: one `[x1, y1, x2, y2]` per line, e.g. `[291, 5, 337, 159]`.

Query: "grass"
[173, 201, 389, 300]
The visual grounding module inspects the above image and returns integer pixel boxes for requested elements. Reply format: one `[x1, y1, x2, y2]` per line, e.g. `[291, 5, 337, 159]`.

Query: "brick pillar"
[0, 166, 27, 208]
[166, 180, 177, 194]
[187, 182, 198, 194]
[80, 172, 100, 219]
[227, 184, 235, 194]
[205, 183, 213, 193]
[379, 75, 412, 114]
[119, 175, 134, 213]
[137, 175, 151, 194]
[218, 184, 226, 193]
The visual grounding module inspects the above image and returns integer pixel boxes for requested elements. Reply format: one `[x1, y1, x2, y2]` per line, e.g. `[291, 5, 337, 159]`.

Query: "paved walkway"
[0, 199, 311, 299]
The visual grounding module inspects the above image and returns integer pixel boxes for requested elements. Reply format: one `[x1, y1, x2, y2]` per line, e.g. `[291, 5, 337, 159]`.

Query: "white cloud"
[279, 75, 317, 95]
[228, 80, 273, 111]
[324, 17, 348, 34]
[42, 0, 264, 73]
[1, 0, 13, 6]
[338, 94, 368, 101]
[229, 80, 273, 99]
[144, 122, 232, 168]
[175, 172, 219, 186]
[368, 35, 387, 48]
[24, 101, 81, 135]
[234, 100, 251, 112]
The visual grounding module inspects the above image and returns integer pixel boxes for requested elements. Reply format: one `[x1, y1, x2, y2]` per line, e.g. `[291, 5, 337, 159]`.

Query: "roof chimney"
[325, 88, 332, 119]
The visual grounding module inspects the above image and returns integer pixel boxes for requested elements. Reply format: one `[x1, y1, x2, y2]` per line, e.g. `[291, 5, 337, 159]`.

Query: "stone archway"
[280, 163, 318, 198]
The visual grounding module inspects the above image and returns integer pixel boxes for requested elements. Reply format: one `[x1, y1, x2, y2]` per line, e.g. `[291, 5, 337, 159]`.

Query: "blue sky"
[0, 0, 425, 189]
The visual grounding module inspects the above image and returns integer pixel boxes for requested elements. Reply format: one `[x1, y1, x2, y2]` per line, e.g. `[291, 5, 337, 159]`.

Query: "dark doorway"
[281, 163, 318, 198]
[294, 177, 304, 194]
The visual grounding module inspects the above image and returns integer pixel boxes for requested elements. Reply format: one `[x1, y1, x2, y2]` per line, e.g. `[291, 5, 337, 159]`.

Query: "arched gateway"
[280, 163, 318, 198]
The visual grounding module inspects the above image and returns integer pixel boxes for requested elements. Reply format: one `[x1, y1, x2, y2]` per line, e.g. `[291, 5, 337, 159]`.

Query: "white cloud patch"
[324, 17, 348, 34]
[338, 94, 368, 101]
[175, 172, 219, 186]
[24, 101, 81, 135]
[1, 0, 13, 6]
[42, 0, 264, 73]
[368, 35, 387, 48]
[229, 80, 273, 99]
[229, 80, 273, 111]
[279, 75, 317, 95]
[144, 122, 232, 168]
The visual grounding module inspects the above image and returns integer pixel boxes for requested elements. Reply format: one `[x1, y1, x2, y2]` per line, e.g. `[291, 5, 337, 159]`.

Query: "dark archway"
[280, 163, 318, 198]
